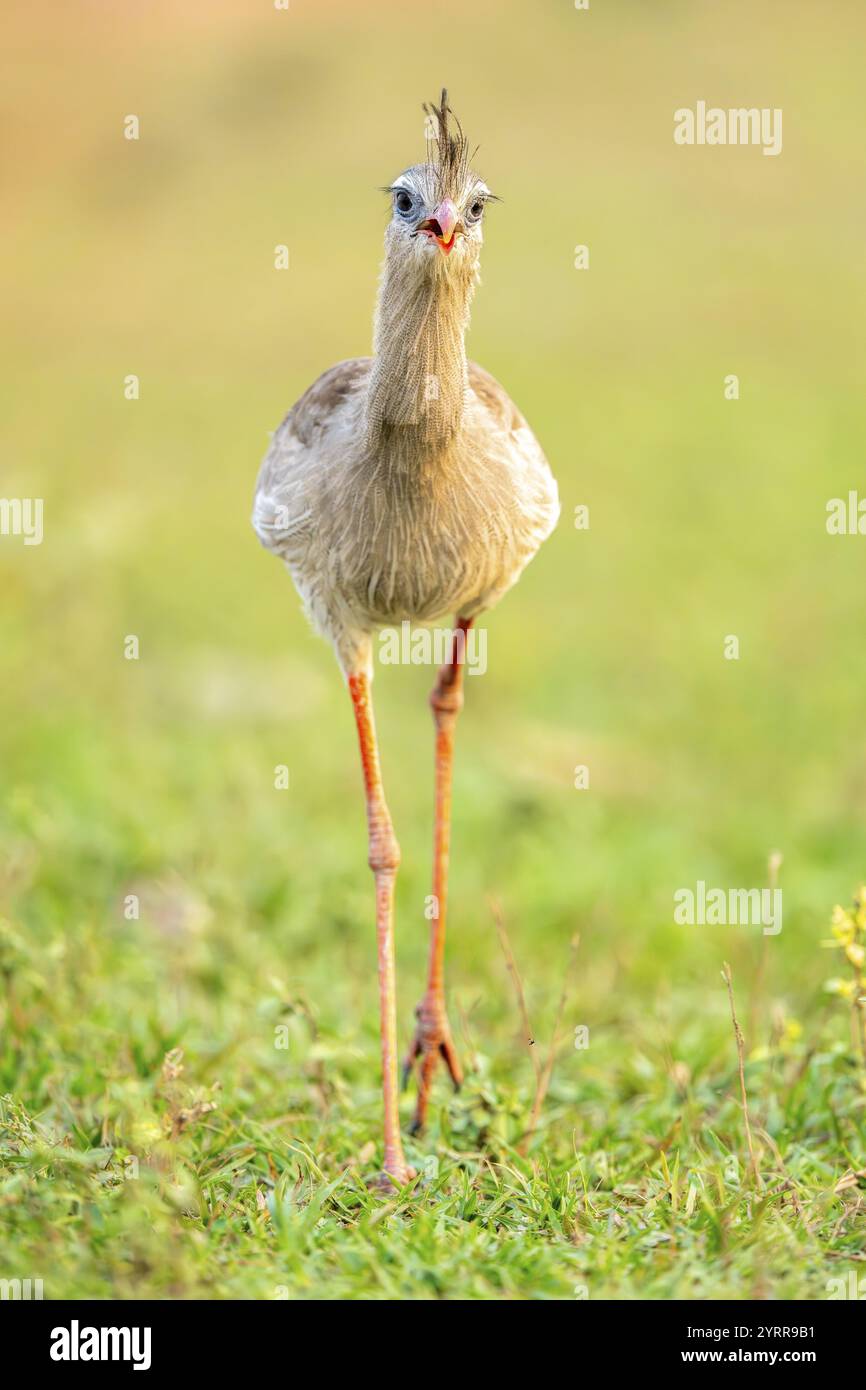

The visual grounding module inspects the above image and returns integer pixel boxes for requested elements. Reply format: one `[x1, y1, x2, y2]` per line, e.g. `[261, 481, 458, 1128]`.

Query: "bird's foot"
[402, 993, 463, 1134]
[367, 1161, 417, 1195]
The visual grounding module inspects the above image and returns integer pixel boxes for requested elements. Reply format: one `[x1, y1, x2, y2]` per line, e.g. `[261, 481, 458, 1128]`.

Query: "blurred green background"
[1, 0, 865, 1299]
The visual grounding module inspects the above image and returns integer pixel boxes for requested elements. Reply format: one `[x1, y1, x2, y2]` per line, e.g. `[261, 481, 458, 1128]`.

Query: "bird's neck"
[365, 248, 477, 454]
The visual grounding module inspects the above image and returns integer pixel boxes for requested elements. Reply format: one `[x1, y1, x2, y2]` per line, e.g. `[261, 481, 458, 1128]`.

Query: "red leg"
[348, 671, 414, 1186]
[402, 618, 470, 1133]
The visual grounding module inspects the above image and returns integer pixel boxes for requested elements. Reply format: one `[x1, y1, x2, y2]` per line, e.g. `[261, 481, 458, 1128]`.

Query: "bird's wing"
[467, 359, 555, 482]
[466, 358, 560, 562]
[252, 358, 372, 551]
[467, 360, 528, 435]
[275, 357, 372, 451]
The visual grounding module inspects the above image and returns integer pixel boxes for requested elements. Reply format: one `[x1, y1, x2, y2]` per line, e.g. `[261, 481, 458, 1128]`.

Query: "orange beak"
[418, 198, 461, 253]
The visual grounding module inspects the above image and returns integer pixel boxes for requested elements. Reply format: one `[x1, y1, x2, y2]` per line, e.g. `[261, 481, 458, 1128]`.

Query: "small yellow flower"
[845, 941, 866, 970]
[825, 976, 857, 1000]
[831, 905, 855, 946]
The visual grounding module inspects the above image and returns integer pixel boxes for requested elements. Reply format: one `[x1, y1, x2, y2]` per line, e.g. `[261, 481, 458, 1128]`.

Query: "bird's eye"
[394, 190, 414, 216]
[465, 199, 485, 223]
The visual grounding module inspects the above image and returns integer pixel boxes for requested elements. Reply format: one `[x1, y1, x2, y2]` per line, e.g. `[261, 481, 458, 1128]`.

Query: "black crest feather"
[423, 88, 471, 197]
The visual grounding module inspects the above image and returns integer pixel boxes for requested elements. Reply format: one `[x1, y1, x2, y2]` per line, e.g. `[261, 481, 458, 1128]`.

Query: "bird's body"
[253, 93, 558, 1185]
[253, 356, 557, 672]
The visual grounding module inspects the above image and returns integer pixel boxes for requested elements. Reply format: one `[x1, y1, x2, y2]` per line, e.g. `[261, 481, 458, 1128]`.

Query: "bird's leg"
[348, 671, 414, 1188]
[403, 617, 471, 1134]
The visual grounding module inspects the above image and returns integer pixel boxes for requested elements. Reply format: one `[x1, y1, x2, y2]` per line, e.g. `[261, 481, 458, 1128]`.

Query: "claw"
[440, 1034, 463, 1092]
[402, 996, 463, 1132]
[401, 1034, 420, 1091]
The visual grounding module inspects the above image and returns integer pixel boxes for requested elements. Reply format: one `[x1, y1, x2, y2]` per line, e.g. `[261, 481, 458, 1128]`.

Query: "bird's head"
[383, 89, 497, 276]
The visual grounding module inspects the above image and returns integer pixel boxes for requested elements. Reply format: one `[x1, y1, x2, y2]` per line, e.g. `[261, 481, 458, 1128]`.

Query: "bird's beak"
[417, 198, 461, 253]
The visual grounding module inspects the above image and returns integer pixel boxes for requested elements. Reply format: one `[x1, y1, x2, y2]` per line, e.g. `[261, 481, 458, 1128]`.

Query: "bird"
[252, 90, 559, 1187]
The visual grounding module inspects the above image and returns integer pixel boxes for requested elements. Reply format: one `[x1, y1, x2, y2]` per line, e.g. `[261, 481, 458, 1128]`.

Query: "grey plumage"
[253, 93, 559, 677]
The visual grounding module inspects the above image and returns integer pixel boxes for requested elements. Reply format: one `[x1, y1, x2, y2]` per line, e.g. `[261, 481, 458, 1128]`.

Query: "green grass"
[1, 893, 864, 1300]
[1, 0, 866, 1299]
